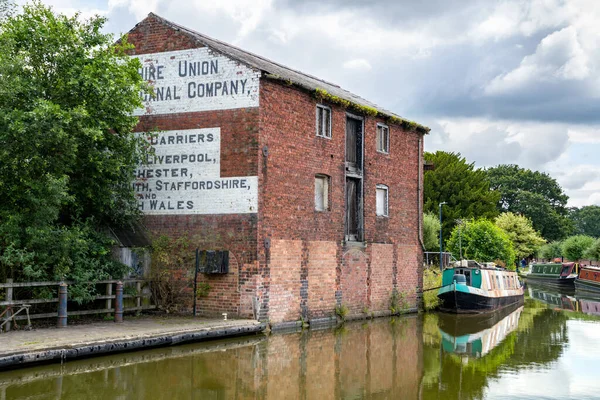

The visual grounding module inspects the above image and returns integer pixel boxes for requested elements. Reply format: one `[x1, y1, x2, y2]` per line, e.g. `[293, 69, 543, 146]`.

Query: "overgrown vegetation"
[423, 268, 441, 311]
[150, 236, 194, 313]
[314, 87, 428, 132]
[335, 304, 349, 321]
[0, 1, 148, 300]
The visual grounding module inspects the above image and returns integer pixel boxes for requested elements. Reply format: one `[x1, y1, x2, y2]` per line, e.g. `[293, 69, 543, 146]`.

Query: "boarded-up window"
[376, 184, 388, 216]
[316, 105, 331, 138]
[377, 124, 389, 153]
[346, 117, 362, 168]
[315, 174, 329, 211]
[346, 178, 362, 241]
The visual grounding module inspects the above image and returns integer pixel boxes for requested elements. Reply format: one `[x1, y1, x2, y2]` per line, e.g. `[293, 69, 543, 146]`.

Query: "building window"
[376, 184, 388, 217]
[316, 105, 331, 138]
[377, 124, 389, 153]
[315, 174, 329, 211]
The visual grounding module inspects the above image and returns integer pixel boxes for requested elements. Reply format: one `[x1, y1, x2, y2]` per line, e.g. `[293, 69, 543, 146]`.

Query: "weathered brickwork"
[268, 240, 303, 323]
[369, 244, 395, 311]
[127, 14, 424, 323]
[306, 241, 338, 318]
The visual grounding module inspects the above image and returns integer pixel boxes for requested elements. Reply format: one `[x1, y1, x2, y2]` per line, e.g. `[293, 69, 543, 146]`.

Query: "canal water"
[2, 284, 600, 399]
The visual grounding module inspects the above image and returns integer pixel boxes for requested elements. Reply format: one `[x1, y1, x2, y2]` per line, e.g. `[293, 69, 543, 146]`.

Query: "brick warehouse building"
[127, 13, 429, 326]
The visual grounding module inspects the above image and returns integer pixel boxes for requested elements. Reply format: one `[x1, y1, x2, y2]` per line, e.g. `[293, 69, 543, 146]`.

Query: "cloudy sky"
[24, 0, 600, 207]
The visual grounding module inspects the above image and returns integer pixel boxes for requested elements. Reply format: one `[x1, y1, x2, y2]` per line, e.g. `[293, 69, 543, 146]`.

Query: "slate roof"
[135, 13, 429, 133]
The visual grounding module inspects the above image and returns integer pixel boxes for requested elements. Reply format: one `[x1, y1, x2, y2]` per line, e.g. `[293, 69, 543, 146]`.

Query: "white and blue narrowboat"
[437, 261, 524, 314]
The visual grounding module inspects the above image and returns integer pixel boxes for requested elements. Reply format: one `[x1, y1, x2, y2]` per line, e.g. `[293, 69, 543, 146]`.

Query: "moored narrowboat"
[575, 266, 600, 293]
[526, 262, 579, 288]
[437, 261, 524, 314]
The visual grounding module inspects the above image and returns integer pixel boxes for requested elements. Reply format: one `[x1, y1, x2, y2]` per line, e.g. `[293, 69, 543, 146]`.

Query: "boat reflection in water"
[437, 304, 523, 358]
[528, 282, 600, 317]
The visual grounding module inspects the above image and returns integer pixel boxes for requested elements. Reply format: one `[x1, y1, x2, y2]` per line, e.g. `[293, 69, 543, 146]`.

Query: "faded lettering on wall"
[133, 48, 260, 116]
[135, 128, 258, 214]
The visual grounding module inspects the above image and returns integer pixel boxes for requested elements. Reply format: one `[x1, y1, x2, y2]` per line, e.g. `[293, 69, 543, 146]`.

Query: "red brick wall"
[259, 79, 423, 321]
[126, 15, 423, 322]
[307, 241, 338, 318]
[127, 16, 262, 318]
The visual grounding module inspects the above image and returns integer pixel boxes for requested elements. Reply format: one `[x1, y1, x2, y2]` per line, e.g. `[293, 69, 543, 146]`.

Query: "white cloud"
[568, 127, 600, 144]
[342, 59, 372, 71]
[485, 26, 590, 95]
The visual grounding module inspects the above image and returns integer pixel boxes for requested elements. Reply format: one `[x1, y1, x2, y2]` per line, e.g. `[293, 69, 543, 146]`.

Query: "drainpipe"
[417, 136, 425, 252]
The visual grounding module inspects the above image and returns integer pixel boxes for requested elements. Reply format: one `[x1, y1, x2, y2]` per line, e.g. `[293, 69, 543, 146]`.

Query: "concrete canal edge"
[0, 321, 267, 370]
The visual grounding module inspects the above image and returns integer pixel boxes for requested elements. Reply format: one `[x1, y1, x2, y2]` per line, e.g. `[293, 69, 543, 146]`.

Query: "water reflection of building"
[0, 317, 424, 399]
[438, 305, 523, 358]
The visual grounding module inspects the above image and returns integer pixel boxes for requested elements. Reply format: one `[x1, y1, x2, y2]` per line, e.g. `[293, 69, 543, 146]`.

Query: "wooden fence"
[0, 279, 155, 332]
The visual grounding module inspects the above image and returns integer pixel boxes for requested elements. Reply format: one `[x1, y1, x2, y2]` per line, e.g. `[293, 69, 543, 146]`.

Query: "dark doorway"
[345, 116, 363, 242]
[346, 177, 362, 241]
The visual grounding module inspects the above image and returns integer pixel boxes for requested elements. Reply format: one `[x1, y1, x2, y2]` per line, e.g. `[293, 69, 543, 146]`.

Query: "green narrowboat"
[437, 261, 524, 314]
[526, 262, 579, 288]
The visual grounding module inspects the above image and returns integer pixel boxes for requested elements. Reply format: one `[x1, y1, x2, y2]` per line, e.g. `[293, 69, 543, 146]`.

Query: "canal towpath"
[0, 316, 265, 370]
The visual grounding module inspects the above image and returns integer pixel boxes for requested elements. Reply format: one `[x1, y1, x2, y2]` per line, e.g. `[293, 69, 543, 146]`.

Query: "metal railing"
[1, 278, 155, 332]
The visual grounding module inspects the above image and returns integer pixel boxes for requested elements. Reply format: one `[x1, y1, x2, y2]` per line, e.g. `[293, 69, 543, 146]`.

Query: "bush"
[538, 241, 563, 261]
[149, 236, 195, 313]
[447, 218, 515, 269]
[423, 212, 441, 251]
[561, 235, 595, 262]
[584, 238, 600, 261]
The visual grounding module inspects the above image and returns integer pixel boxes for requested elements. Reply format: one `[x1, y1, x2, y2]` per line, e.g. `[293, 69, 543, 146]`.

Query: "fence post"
[136, 281, 141, 314]
[105, 280, 112, 317]
[115, 281, 123, 323]
[5, 279, 13, 332]
[57, 283, 68, 328]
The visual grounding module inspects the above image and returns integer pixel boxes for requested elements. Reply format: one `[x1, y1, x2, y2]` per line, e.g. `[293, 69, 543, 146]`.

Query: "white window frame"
[316, 105, 332, 139]
[376, 123, 389, 154]
[315, 174, 330, 211]
[376, 184, 389, 217]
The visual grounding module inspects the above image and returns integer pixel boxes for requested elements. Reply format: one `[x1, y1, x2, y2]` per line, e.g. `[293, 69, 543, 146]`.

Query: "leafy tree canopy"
[486, 165, 572, 241]
[0, 1, 147, 298]
[495, 212, 545, 259]
[538, 241, 563, 261]
[424, 151, 500, 244]
[423, 212, 441, 252]
[561, 235, 595, 262]
[569, 205, 600, 237]
[447, 219, 515, 269]
[584, 238, 600, 261]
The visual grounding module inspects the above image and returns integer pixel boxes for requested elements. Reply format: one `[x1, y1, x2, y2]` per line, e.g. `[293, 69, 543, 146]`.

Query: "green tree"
[538, 241, 563, 261]
[0, 2, 147, 298]
[495, 212, 545, 259]
[561, 235, 595, 262]
[446, 219, 515, 269]
[569, 205, 600, 237]
[486, 165, 572, 241]
[584, 238, 600, 261]
[423, 212, 441, 251]
[424, 151, 500, 243]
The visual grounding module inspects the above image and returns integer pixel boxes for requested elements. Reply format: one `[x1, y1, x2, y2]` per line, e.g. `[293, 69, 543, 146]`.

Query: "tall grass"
[423, 267, 442, 311]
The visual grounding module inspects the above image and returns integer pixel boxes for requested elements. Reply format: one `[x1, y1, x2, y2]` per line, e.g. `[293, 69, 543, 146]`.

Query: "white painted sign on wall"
[133, 48, 260, 116]
[134, 128, 258, 215]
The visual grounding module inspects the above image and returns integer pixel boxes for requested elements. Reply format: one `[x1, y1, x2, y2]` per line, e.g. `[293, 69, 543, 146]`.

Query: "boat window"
[496, 275, 501, 289]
